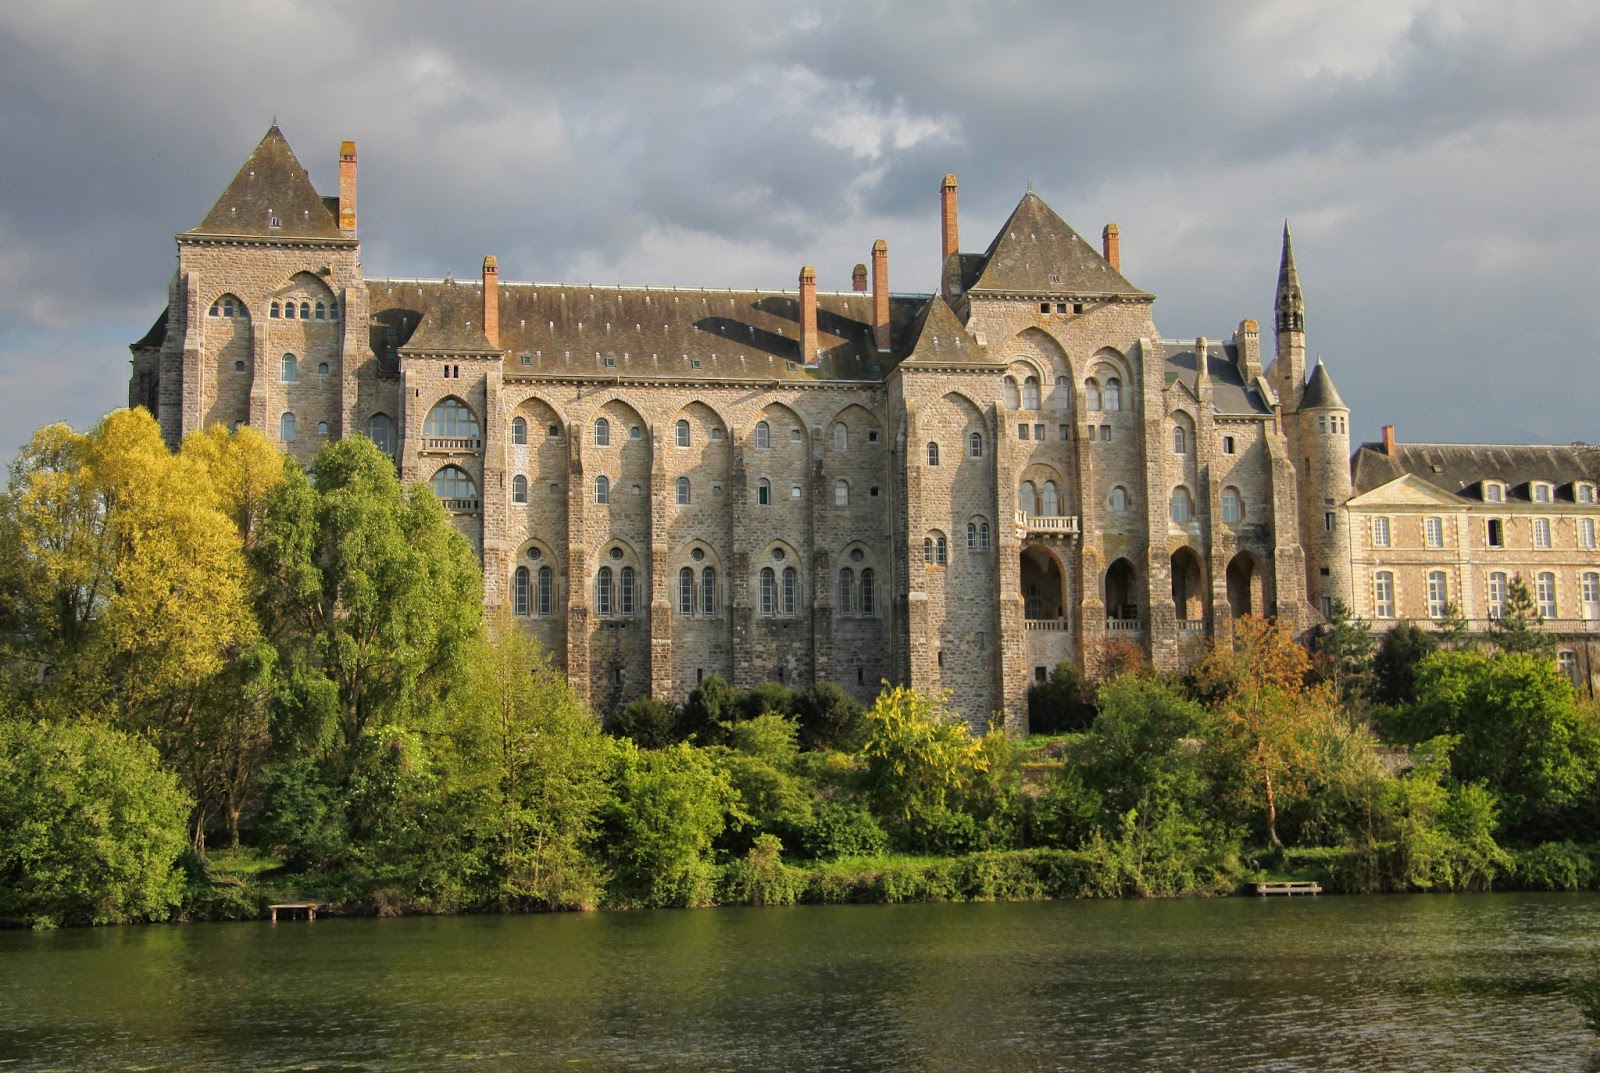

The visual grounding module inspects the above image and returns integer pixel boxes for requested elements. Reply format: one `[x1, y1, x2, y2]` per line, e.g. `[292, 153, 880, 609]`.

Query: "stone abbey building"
[128, 127, 1600, 725]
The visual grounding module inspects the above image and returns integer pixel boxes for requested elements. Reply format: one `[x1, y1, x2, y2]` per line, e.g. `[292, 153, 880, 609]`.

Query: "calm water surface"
[3, 894, 1599, 1072]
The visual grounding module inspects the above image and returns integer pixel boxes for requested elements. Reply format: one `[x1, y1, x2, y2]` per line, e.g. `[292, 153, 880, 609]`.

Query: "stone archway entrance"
[1226, 552, 1258, 618]
[1021, 545, 1066, 622]
[1171, 547, 1205, 623]
[1105, 558, 1138, 623]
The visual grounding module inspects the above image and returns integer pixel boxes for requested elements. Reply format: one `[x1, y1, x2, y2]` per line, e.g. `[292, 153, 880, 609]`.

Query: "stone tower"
[1296, 360, 1353, 619]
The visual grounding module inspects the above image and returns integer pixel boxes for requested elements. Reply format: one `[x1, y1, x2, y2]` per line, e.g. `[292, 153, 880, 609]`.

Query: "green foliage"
[1312, 601, 1374, 711]
[1372, 621, 1438, 707]
[1508, 842, 1599, 892]
[677, 673, 738, 743]
[602, 741, 738, 907]
[606, 697, 679, 748]
[796, 800, 889, 859]
[1027, 661, 1094, 733]
[1487, 574, 1551, 655]
[718, 834, 804, 906]
[792, 681, 866, 751]
[0, 717, 190, 927]
[1377, 738, 1510, 891]
[714, 714, 814, 854]
[741, 681, 796, 722]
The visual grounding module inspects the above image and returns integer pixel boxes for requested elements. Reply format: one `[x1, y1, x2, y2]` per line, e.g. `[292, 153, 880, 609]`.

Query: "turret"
[1274, 221, 1306, 409]
[1297, 359, 1353, 619]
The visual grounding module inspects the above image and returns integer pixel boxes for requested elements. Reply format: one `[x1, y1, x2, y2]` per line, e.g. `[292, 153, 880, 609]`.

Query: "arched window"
[702, 567, 717, 616]
[1055, 376, 1071, 411]
[316, 421, 329, 437]
[1173, 426, 1186, 454]
[967, 522, 978, 549]
[756, 478, 771, 505]
[1111, 486, 1128, 512]
[537, 566, 553, 617]
[513, 566, 531, 616]
[675, 419, 691, 447]
[365, 413, 394, 455]
[596, 567, 614, 618]
[1104, 378, 1122, 411]
[833, 424, 848, 451]
[935, 535, 947, 565]
[269, 301, 280, 318]
[1042, 481, 1060, 516]
[1085, 379, 1102, 411]
[927, 442, 940, 467]
[424, 398, 480, 439]
[760, 567, 776, 616]
[285, 301, 297, 319]
[315, 301, 327, 320]
[280, 412, 297, 442]
[861, 568, 876, 616]
[1169, 487, 1193, 524]
[593, 417, 610, 446]
[755, 421, 771, 449]
[676, 476, 691, 506]
[969, 432, 983, 458]
[923, 537, 934, 564]
[595, 475, 609, 503]
[1022, 376, 1040, 410]
[1427, 571, 1448, 619]
[329, 301, 340, 320]
[1222, 487, 1243, 523]
[1003, 377, 1020, 410]
[840, 568, 855, 614]
[782, 567, 797, 615]
[430, 466, 477, 507]
[679, 567, 695, 615]
[511, 475, 528, 503]
[979, 522, 990, 550]
[299, 301, 310, 319]
[317, 362, 329, 376]
[1537, 572, 1557, 618]
[834, 480, 849, 507]
[511, 417, 527, 445]
[281, 354, 298, 382]
[1019, 481, 1038, 516]
[620, 566, 636, 617]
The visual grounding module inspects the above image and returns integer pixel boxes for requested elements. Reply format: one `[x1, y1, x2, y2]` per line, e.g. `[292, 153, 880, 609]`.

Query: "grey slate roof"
[185, 126, 344, 242]
[903, 294, 984, 363]
[368, 278, 925, 381]
[1351, 441, 1600, 501]
[1300, 360, 1346, 409]
[130, 310, 167, 350]
[969, 192, 1149, 299]
[1161, 341, 1270, 416]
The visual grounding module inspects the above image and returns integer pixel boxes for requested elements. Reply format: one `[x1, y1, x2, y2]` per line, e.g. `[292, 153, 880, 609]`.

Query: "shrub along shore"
[4, 414, 1600, 928]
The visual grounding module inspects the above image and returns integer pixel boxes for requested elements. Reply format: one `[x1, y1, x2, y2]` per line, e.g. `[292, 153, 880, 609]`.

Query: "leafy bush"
[606, 697, 678, 748]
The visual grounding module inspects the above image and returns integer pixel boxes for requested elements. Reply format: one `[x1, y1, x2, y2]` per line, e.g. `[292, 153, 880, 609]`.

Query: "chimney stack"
[482, 255, 500, 350]
[871, 240, 890, 352]
[1102, 223, 1120, 271]
[940, 174, 959, 265]
[338, 141, 357, 232]
[799, 266, 818, 367]
[852, 263, 868, 292]
[1381, 424, 1396, 456]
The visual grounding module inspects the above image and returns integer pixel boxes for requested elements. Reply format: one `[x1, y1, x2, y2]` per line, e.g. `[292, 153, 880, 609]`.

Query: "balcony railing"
[1105, 618, 1143, 633]
[1025, 618, 1069, 631]
[1177, 619, 1208, 635]
[422, 436, 483, 452]
[1377, 616, 1600, 634]
[1015, 511, 1081, 537]
[441, 498, 480, 513]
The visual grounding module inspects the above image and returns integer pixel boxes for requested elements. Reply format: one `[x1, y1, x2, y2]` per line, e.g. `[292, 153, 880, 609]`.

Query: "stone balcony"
[422, 436, 483, 452]
[1015, 511, 1081, 540]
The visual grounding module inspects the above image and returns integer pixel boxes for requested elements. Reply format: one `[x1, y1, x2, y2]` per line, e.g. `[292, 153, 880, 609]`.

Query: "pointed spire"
[1275, 219, 1304, 335]
[1301, 358, 1347, 410]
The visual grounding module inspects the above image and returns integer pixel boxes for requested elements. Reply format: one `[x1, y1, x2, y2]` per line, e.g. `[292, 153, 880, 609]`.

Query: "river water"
[2, 894, 1599, 1071]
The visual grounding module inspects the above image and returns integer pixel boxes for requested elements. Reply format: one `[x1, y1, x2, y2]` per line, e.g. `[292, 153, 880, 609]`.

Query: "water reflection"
[2, 894, 1599, 1071]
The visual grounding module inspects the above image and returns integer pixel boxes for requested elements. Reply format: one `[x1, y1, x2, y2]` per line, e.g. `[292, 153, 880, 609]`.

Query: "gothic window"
[424, 398, 480, 440]
[620, 567, 637, 617]
[1022, 377, 1040, 410]
[1426, 517, 1444, 548]
[835, 480, 849, 507]
[1374, 571, 1396, 619]
[782, 567, 797, 615]
[280, 412, 297, 442]
[1019, 482, 1037, 516]
[701, 567, 717, 615]
[1537, 572, 1557, 618]
[760, 567, 776, 616]
[537, 567, 553, 617]
[1003, 377, 1020, 410]
[1103, 378, 1121, 411]
[927, 442, 940, 467]
[594, 417, 610, 446]
[679, 567, 695, 615]
[1111, 486, 1128, 512]
[596, 567, 614, 618]
[1427, 571, 1448, 619]
[513, 567, 530, 616]
[755, 421, 771, 449]
[1173, 426, 1186, 454]
[511, 417, 527, 445]
[833, 424, 847, 451]
[1487, 572, 1508, 619]
[1085, 379, 1102, 411]
[365, 413, 394, 455]
[595, 475, 609, 504]
[1042, 481, 1060, 516]
[969, 432, 983, 458]
[430, 466, 477, 507]
[281, 354, 298, 382]
[675, 419, 691, 447]
[511, 475, 527, 503]
[677, 477, 691, 505]
[1222, 487, 1243, 524]
[861, 568, 876, 616]
[839, 568, 855, 615]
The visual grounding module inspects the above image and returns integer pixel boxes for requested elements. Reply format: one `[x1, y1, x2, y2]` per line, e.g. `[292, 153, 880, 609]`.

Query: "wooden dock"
[268, 902, 325, 922]
[1254, 881, 1322, 897]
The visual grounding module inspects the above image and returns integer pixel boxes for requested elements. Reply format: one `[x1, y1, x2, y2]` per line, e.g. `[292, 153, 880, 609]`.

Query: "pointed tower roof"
[1275, 220, 1304, 333]
[1300, 359, 1347, 410]
[905, 294, 983, 362]
[969, 192, 1147, 298]
[184, 125, 344, 241]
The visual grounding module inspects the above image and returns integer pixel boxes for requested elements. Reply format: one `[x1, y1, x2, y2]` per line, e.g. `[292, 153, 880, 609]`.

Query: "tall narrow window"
[702, 567, 717, 616]
[512, 567, 530, 616]
[281, 354, 299, 382]
[1582, 572, 1599, 621]
[280, 412, 297, 442]
[594, 418, 610, 446]
[1111, 486, 1128, 512]
[755, 421, 770, 449]
[1487, 572, 1508, 619]
[861, 568, 876, 616]
[1583, 518, 1597, 550]
[1042, 481, 1060, 516]
[1425, 517, 1443, 548]
[1104, 378, 1121, 411]
[839, 568, 855, 614]
[1022, 377, 1040, 410]
[1170, 487, 1192, 524]
[935, 535, 947, 566]
[314, 301, 326, 320]
[1085, 379, 1102, 411]
[969, 432, 983, 458]
[1019, 482, 1037, 516]
[757, 478, 770, 506]
[760, 567, 776, 615]
[678, 567, 695, 615]
[595, 475, 609, 503]
[537, 567, 553, 617]
[979, 522, 990, 550]
[675, 419, 690, 447]
[1003, 377, 1020, 409]
[1535, 518, 1552, 548]
[1372, 517, 1391, 548]
[511, 475, 528, 503]
[833, 424, 847, 451]
[511, 417, 527, 445]
[1375, 571, 1396, 619]
[834, 480, 849, 507]
[927, 442, 940, 467]
[1173, 426, 1186, 454]
[1487, 519, 1504, 548]
[1222, 488, 1242, 524]
[676, 477, 691, 505]
[782, 567, 797, 615]
[1427, 571, 1448, 619]
[596, 567, 614, 618]
[1055, 376, 1070, 411]
[365, 413, 394, 455]
[966, 523, 978, 549]
[1537, 572, 1557, 619]
[620, 567, 636, 617]
[923, 537, 934, 564]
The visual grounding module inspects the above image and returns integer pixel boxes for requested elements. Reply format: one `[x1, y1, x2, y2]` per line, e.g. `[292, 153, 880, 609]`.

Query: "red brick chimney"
[338, 141, 357, 232]
[871, 239, 890, 352]
[1381, 424, 1396, 456]
[852, 263, 867, 292]
[799, 265, 818, 366]
[940, 174, 959, 264]
[1102, 223, 1120, 271]
[482, 255, 500, 349]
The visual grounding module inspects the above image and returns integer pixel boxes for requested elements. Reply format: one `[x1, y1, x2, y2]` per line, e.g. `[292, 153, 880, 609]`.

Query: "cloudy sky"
[1, 1, 1596, 456]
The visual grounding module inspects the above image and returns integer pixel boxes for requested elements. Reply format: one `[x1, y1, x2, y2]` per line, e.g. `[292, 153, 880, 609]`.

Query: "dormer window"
[1484, 482, 1504, 503]
[1532, 482, 1552, 504]
[1577, 483, 1597, 505]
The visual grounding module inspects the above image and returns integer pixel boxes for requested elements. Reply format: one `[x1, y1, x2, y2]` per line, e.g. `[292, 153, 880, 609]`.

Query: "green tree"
[678, 673, 739, 743]
[1372, 620, 1439, 708]
[792, 681, 866, 751]
[0, 716, 190, 927]
[1488, 575, 1551, 655]
[1312, 601, 1373, 712]
[606, 697, 678, 748]
[713, 713, 814, 854]
[1378, 737, 1510, 891]
[1028, 660, 1094, 733]
[602, 740, 738, 907]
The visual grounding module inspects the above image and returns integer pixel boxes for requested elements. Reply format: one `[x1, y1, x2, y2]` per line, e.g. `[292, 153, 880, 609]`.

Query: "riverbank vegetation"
[3, 414, 1600, 927]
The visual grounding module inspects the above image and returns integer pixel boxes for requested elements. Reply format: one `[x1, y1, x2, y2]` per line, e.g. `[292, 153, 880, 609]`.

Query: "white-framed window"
[1533, 482, 1552, 504]
[754, 421, 771, 449]
[679, 567, 695, 616]
[595, 475, 609, 504]
[596, 567, 614, 618]
[1425, 516, 1443, 548]
[1169, 487, 1192, 524]
[281, 354, 298, 382]
[536, 567, 553, 617]
[676, 476, 691, 505]
[1485, 482, 1504, 503]
[1537, 572, 1557, 618]
[701, 567, 717, 616]
[1375, 571, 1396, 619]
[675, 419, 690, 447]
[1222, 488, 1242, 524]
[510, 417, 527, 445]
[1582, 572, 1600, 621]
[839, 568, 855, 614]
[511, 475, 528, 503]
[1487, 571, 1508, 619]
[1427, 571, 1448, 619]
[927, 442, 940, 467]
[760, 567, 776, 615]
[834, 480, 849, 507]
[1578, 483, 1596, 504]
[1372, 516, 1391, 548]
[1535, 518, 1552, 549]
[861, 568, 876, 616]
[924, 534, 947, 565]
[1558, 650, 1579, 684]
[512, 566, 530, 616]
[593, 417, 610, 446]
[782, 566, 797, 616]
[280, 412, 297, 442]
[619, 566, 636, 617]
[1583, 518, 1598, 550]
[969, 431, 983, 458]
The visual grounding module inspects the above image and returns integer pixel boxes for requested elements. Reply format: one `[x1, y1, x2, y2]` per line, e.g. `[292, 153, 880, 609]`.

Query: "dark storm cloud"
[0, 0, 1596, 453]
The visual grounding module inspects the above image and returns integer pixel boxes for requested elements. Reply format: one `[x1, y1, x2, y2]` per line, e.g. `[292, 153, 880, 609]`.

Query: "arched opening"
[1021, 545, 1065, 622]
[1105, 558, 1138, 623]
[1171, 547, 1205, 623]
[1226, 552, 1257, 618]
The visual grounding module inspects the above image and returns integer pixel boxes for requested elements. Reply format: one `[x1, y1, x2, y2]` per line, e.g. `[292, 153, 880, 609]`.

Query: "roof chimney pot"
[1102, 223, 1120, 271]
[799, 266, 818, 367]
[1382, 424, 1396, 456]
[483, 255, 500, 350]
[871, 240, 890, 352]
